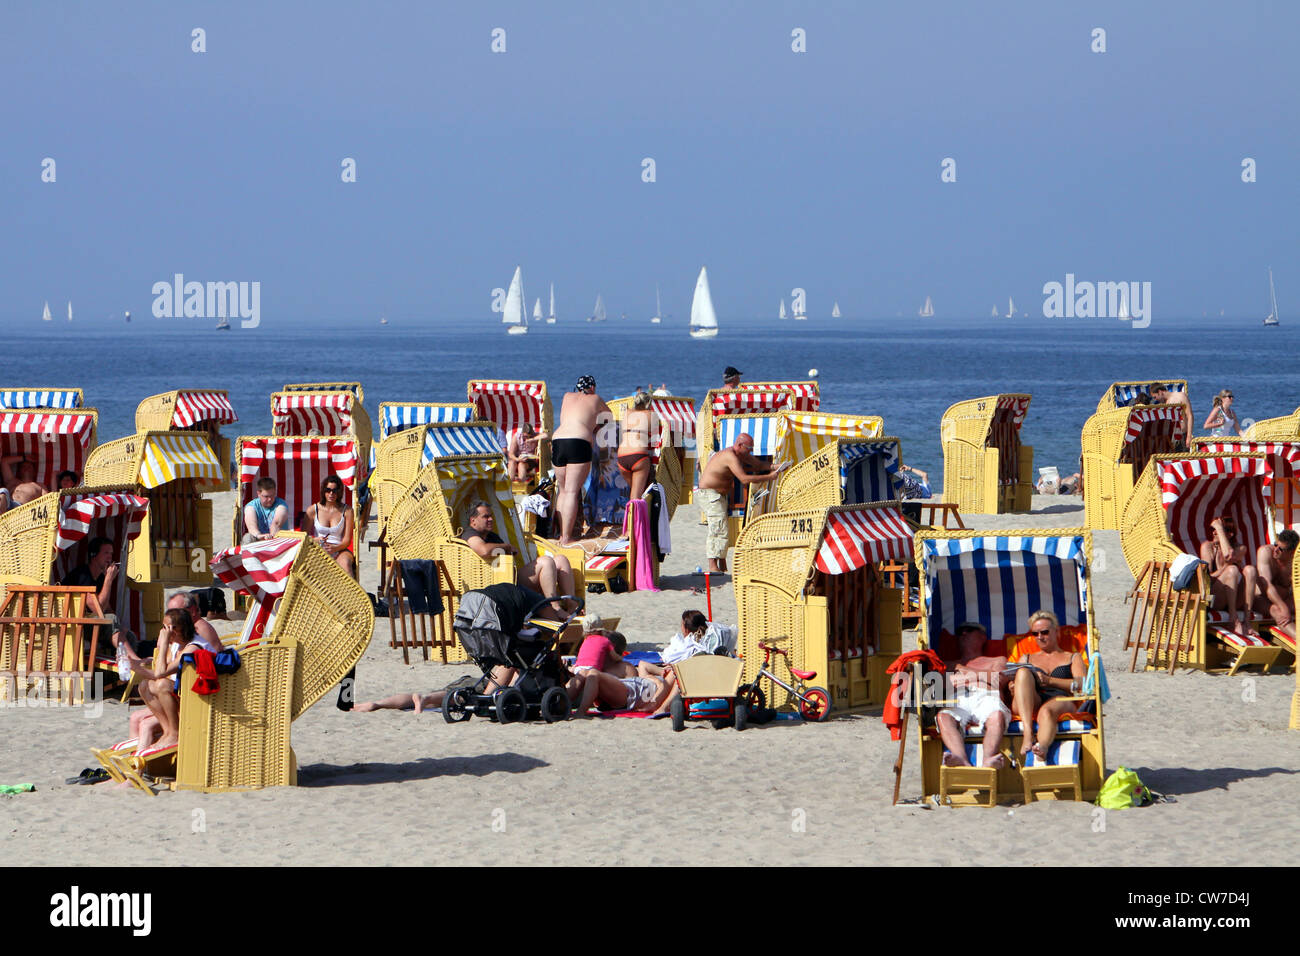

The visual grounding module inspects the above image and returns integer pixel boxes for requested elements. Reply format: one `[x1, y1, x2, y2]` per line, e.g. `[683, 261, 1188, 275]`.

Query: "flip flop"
[64, 768, 111, 785]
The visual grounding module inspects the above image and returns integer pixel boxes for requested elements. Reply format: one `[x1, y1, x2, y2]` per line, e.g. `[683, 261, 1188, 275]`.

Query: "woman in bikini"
[616, 391, 657, 503]
[128, 608, 223, 751]
[305, 474, 355, 574]
[1199, 515, 1257, 636]
[1009, 610, 1086, 761]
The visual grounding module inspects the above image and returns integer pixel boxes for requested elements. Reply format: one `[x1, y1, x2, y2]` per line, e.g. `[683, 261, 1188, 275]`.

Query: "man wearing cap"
[1149, 383, 1191, 447]
[722, 367, 742, 388]
[552, 375, 611, 546]
[935, 622, 1011, 769]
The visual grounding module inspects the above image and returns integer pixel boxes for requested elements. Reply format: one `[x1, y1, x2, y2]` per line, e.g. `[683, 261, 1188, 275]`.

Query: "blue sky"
[3, 1, 1297, 325]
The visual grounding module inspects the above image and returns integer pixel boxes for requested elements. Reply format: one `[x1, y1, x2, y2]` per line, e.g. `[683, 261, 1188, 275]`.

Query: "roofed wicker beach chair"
[1095, 379, 1188, 414]
[283, 381, 364, 400]
[83, 431, 224, 587]
[940, 394, 1033, 514]
[1082, 403, 1187, 530]
[371, 401, 475, 474]
[371, 421, 503, 537]
[911, 528, 1106, 805]
[606, 393, 696, 520]
[695, 383, 817, 479]
[135, 390, 239, 492]
[746, 414, 888, 520]
[467, 379, 552, 491]
[734, 501, 911, 712]
[0, 406, 98, 490]
[269, 389, 373, 483]
[1120, 451, 1288, 673]
[1245, 406, 1300, 441]
[99, 533, 373, 793]
[0, 387, 84, 410]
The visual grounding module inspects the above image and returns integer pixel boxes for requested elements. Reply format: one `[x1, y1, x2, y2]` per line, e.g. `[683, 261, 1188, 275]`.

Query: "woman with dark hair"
[306, 473, 354, 574]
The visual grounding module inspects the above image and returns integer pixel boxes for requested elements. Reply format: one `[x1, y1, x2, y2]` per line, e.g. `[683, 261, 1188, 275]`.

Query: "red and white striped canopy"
[651, 397, 696, 440]
[173, 391, 238, 429]
[994, 395, 1031, 430]
[55, 493, 150, 553]
[1198, 440, 1300, 476]
[0, 411, 96, 489]
[211, 536, 302, 604]
[733, 382, 820, 412]
[711, 389, 791, 416]
[814, 506, 913, 575]
[1125, 405, 1184, 446]
[271, 392, 354, 437]
[1158, 455, 1273, 557]
[239, 438, 360, 524]
[468, 381, 545, 435]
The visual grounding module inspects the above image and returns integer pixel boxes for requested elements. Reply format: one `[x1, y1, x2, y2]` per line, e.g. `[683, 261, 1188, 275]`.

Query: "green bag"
[1096, 766, 1157, 809]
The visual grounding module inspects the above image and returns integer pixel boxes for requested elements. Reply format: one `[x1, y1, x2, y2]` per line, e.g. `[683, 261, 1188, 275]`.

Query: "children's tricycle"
[668, 653, 747, 732]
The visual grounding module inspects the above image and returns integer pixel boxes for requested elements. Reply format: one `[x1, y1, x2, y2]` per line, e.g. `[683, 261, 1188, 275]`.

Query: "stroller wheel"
[541, 687, 571, 723]
[442, 688, 472, 724]
[495, 687, 527, 724]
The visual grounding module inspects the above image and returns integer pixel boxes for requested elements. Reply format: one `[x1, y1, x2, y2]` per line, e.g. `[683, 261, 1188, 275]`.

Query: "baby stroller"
[443, 584, 584, 724]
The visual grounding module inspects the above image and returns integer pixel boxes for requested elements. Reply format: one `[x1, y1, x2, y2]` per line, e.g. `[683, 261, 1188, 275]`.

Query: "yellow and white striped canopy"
[773, 412, 885, 467]
[138, 433, 224, 488]
[435, 456, 535, 562]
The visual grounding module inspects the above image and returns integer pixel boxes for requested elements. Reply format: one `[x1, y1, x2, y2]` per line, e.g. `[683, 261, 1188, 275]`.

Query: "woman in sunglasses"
[306, 474, 355, 574]
[1202, 389, 1243, 437]
[1010, 610, 1086, 761]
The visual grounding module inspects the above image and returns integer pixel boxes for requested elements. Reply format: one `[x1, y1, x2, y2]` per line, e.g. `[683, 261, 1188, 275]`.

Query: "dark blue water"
[11, 317, 1298, 480]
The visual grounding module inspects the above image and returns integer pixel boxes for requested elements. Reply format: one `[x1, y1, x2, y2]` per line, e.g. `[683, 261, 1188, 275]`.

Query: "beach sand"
[2, 492, 1296, 866]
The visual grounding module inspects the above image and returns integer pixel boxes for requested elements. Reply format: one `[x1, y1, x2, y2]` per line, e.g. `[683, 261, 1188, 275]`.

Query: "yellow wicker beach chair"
[283, 381, 364, 401]
[0, 406, 98, 488]
[1096, 380, 1189, 414]
[231, 436, 365, 561]
[747, 421, 890, 519]
[1119, 451, 1285, 672]
[1193, 439, 1300, 533]
[733, 501, 910, 712]
[1082, 404, 1187, 530]
[371, 401, 476, 484]
[1245, 406, 1300, 441]
[467, 380, 552, 487]
[135, 390, 238, 491]
[911, 528, 1106, 805]
[371, 421, 504, 536]
[82, 431, 223, 586]
[606, 394, 696, 520]
[0, 387, 84, 411]
[269, 389, 373, 481]
[940, 394, 1033, 514]
[695, 384, 816, 477]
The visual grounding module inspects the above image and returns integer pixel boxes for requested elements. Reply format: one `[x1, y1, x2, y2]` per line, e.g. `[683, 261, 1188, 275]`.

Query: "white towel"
[648, 482, 672, 554]
[520, 494, 550, 517]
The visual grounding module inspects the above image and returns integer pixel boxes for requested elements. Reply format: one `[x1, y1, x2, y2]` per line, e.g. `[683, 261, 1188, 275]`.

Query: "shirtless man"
[551, 375, 611, 546]
[1149, 384, 1192, 448]
[1255, 529, 1297, 640]
[461, 502, 576, 608]
[696, 433, 785, 573]
[935, 622, 1010, 769]
[1200, 516, 1257, 636]
[0, 456, 49, 511]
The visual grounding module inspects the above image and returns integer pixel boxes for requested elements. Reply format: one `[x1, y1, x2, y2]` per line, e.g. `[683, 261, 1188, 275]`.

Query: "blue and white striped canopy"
[0, 389, 82, 409]
[380, 403, 473, 441]
[716, 416, 780, 456]
[841, 441, 900, 504]
[922, 535, 1088, 641]
[421, 425, 504, 465]
[1114, 382, 1184, 407]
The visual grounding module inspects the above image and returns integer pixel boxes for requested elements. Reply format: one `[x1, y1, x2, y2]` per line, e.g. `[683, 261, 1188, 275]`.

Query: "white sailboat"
[216, 315, 232, 330]
[831, 301, 841, 318]
[124, 310, 131, 324]
[533, 298, 543, 324]
[587, 293, 607, 323]
[779, 299, 788, 320]
[66, 301, 73, 322]
[1007, 296, 1015, 317]
[689, 267, 719, 339]
[503, 266, 528, 335]
[547, 283, 557, 324]
[42, 301, 52, 322]
[379, 316, 388, 326]
[650, 285, 662, 324]
[919, 296, 934, 318]
[1264, 268, 1280, 326]
[793, 296, 807, 321]
[992, 305, 1000, 317]
[1117, 288, 1130, 321]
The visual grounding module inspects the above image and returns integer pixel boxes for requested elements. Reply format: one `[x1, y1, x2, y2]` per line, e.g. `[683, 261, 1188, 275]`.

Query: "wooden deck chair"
[1082, 404, 1186, 529]
[135, 390, 239, 491]
[940, 394, 1033, 515]
[734, 502, 911, 712]
[0, 585, 109, 707]
[913, 528, 1106, 805]
[0, 387, 84, 410]
[1096, 379, 1189, 414]
[83, 431, 223, 586]
[382, 558, 457, 664]
[467, 379, 552, 490]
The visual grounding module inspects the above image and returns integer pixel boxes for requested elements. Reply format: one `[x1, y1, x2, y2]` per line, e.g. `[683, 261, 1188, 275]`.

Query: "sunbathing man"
[1200, 516, 1258, 636]
[696, 433, 786, 573]
[1149, 384, 1192, 447]
[353, 669, 516, 713]
[935, 622, 1011, 769]
[551, 375, 611, 546]
[0, 456, 49, 511]
[461, 502, 576, 610]
[1255, 529, 1297, 640]
[507, 422, 548, 483]
[242, 477, 291, 543]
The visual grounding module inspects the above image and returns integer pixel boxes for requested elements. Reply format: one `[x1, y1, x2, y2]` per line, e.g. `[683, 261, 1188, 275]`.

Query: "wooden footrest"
[939, 765, 999, 807]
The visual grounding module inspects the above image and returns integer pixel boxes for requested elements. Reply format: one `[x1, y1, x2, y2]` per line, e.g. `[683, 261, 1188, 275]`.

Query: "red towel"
[882, 649, 945, 741]
[191, 648, 221, 696]
[623, 499, 659, 592]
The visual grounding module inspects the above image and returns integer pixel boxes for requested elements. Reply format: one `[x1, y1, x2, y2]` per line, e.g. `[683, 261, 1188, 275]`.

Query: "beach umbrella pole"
[704, 571, 713, 621]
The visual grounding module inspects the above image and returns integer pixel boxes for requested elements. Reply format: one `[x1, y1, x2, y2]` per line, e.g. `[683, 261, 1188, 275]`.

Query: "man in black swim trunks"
[551, 375, 611, 546]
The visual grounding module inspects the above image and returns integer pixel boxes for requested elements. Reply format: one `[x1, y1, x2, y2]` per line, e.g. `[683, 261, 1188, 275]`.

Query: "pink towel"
[623, 498, 659, 592]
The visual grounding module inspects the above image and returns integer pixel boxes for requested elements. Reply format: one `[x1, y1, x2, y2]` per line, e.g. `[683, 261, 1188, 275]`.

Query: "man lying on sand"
[353, 667, 515, 713]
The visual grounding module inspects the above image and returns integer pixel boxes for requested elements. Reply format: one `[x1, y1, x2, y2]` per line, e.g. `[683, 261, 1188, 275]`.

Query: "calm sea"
[11, 317, 1297, 482]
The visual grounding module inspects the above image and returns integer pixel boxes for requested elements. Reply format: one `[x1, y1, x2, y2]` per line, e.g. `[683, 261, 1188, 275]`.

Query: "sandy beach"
[1, 490, 1296, 867]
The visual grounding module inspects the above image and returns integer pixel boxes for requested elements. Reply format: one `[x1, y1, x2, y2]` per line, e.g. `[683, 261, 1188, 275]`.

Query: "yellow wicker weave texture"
[772, 445, 840, 514]
[1245, 411, 1300, 441]
[1082, 407, 1135, 530]
[134, 393, 177, 432]
[0, 491, 63, 584]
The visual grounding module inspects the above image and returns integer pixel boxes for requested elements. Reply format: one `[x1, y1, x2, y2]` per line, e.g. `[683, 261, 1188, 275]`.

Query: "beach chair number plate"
[406, 430, 422, 445]
[790, 517, 815, 534]
[812, 452, 831, 471]
[412, 482, 428, 501]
